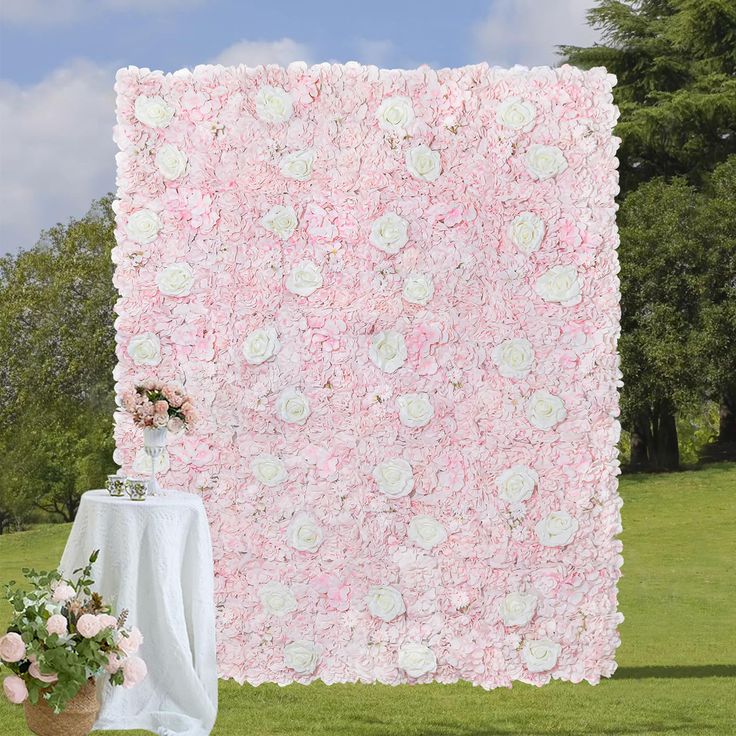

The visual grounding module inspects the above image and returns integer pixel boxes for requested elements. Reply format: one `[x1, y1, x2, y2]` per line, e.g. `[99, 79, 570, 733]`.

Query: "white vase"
[143, 426, 168, 496]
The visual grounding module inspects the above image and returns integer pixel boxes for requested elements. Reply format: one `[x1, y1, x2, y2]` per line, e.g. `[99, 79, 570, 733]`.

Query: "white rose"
[155, 144, 187, 180]
[526, 390, 567, 430]
[525, 144, 568, 180]
[496, 97, 536, 130]
[255, 85, 293, 123]
[127, 332, 161, 366]
[156, 262, 194, 297]
[125, 209, 161, 244]
[369, 331, 407, 373]
[406, 144, 441, 182]
[286, 260, 323, 297]
[534, 265, 581, 306]
[397, 392, 434, 428]
[508, 212, 545, 255]
[242, 327, 280, 365]
[407, 515, 447, 550]
[134, 95, 174, 128]
[492, 338, 535, 379]
[365, 585, 405, 622]
[372, 458, 414, 498]
[535, 511, 579, 547]
[370, 212, 409, 254]
[260, 582, 297, 617]
[499, 592, 537, 626]
[496, 465, 538, 504]
[251, 454, 287, 487]
[276, 388, 311, 425]
[402, 273, 434, 305]
[280, 149, 315, 181]
[398, 643, 437, 678]
[261, 205, 298, 241]
[376, 96, 415, 131]
[286, 512, 323, 553]
[522, 639, 561, 673]
[284, 641, 318, 674]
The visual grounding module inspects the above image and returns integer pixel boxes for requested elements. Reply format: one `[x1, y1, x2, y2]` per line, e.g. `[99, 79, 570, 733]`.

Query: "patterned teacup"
[125, 477, 148, 502]
[106, 474, 126, 497]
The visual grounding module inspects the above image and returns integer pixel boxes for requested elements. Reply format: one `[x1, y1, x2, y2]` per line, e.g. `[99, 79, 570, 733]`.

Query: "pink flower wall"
[112, 62, 623, 688]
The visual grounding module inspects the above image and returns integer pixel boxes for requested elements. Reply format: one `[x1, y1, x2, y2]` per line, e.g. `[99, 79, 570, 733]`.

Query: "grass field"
[1, 464, 734, 735]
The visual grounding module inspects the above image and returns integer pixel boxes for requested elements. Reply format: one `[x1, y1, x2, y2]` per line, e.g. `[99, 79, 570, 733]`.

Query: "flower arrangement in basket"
[0, 551, 146, 735]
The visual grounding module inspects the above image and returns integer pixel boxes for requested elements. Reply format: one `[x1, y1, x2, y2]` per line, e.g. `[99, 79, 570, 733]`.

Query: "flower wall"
[112, 62, 623, 688]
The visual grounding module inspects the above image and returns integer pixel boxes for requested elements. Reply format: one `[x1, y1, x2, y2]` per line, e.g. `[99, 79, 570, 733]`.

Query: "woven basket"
[24, 679, 99, 736]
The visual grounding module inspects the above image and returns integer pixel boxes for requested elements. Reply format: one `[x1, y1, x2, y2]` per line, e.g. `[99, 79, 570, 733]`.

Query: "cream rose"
[370, 212, 409, 254]
[522, 639, 561, 672]
[280, 149, 315, 181]
[286, 512, 323, 553]
[155, 144, 187, 180]
[156, 262, 194, 297]
[402, 273, 434, 305]
[134, 95, 174, 128]
[286, 260, 323, 297]
[496, 97, 536, 130]
[499, 592, 537, 626]
[406, 144, 441, 182]
[525, 144, 568, 180]
[251, 454, 287, 487]
[376, 96, 415, 131]
[534, 265, 581, 306]
[369, 330, 407, 373]
[242, 327, 280, 365]
[261, 205, 298, 241]
[398, 643, 437, 678]
[256, 85, 293, 123]
[535, 511, 579, 547]
[407, 515, 447, 550]
[397, 392, 434, 428]
[127, 332, 161, 366]
[526, 390, 566, 430]
[492, 338, 535, 379]
[260, 582, 297, 617]
[508, 212, 545, 255]
[372, 458, 414, 498]
[284, 641, 318, 674]
[366, 585, 405, 622]
[125, 209, 161, 244]
[276, 387, 310, 425]
[496, 465, 538, 504]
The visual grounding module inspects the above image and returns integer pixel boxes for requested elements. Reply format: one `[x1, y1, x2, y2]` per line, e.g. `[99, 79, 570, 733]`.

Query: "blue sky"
[0, 0, 598, 254]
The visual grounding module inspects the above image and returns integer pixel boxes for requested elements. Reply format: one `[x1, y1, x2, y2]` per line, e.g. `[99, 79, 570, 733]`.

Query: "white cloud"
[211, 38, 313, 67]
[473, 0, 600, 68]
[1, 0, 203, 24]
[353, 39, 396, 68]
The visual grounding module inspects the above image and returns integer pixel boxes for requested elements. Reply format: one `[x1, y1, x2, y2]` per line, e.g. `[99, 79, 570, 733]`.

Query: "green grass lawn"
[1, 464, 734, 735]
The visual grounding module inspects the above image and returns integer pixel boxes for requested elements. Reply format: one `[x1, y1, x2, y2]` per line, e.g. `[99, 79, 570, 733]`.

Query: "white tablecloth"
[60, 490, 218, 736]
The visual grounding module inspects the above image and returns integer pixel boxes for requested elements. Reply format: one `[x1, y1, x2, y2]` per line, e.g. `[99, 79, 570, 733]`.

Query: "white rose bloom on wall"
[242, 327, 280, 365]
[127, 332, 161, 366]
[284, 641, 318, 674]
[535, 511, 579, 547]
[397, 393, 434, 428]
[155, 144, 187, 180]
[406, 144, 442, 182]
[398, 643, 437, 678]
[260, 582, 297, 617]
[372, 458, 414, 498]
[366, 585, 405, 622]
[276, 388, 311, 425]
[521, 639, 561, 672]
[134, 95, 174, 128]
[251, 454, 288, 487]
[402, 273, 434, 305]
[286, 260, 323, 297]
[286, 513, 323, 553]
[496, 97, 537, 130]
[525, 144, 568, 180]
[499, 592, 538, 627]
[261, 205, 298, 241]
[156, 263, 194, 297]
[280, 149, 315, 180]
[508, 212, 545, 255]
[492, 338, 535, 379]
[496, 465, 538, 504]
[407, 515, 447, 550]
[369, 331, 407, 373]
[535, 266, 582, 306]
[376, 96, 415, 131]
[370, 213, 409, 254]
[125, 209, 161, 244]
[255, 86, 293, 123]
[526, 391, 566, 430]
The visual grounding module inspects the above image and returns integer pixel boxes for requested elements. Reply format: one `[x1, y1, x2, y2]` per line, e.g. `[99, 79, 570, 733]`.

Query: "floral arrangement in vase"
[0, 551, 146, 719]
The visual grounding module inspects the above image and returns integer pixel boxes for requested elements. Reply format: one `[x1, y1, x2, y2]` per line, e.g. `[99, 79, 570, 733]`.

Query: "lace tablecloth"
[60, 490, 217, 736]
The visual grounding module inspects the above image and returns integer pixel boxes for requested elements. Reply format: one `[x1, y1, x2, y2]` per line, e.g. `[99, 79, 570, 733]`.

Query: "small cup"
[125, 477, 148, 502]
[106, 474, 126, 497]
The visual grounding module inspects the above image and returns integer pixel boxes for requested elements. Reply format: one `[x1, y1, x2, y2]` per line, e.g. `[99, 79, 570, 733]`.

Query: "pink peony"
[97, 614, 118, 631]
[118, 626, 143, 656]
[75, 613, 103, 638]
[51, 582, 76, 603]
[0, 632, 26, 662]
[105, 653, 125, 674]
[3, 675, 28, 704]
[46, 614, 68, 636]
[122, 656, 147, 689]
[28, 660, 58, 684]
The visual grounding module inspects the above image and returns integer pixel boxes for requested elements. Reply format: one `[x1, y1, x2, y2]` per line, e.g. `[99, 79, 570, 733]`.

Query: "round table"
[60, 490, 217, 736]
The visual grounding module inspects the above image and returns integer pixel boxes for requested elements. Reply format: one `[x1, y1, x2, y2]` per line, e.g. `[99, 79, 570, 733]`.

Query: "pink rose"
[51, 582, 76, 603]
[122, 656, 147, 689]
[0, 632, 26, 662]
[97, 614, 118, 631]
[29, 661, 58, 684]
[154, 400, 169, 413]
[46, 614, 68, 637]
[76, 613, 103, 638]
[119, 626, 143, 656]
[3, 675, 28, 704]
[167, 416, 184, 433]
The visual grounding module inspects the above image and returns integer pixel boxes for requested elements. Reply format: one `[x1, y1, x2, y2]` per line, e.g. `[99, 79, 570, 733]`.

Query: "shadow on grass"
[614, 664, 736, 679]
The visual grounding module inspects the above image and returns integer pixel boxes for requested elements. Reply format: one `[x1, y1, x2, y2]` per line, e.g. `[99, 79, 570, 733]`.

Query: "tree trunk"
[651, 404, 680, 471]
[629, 411, 652, 469]
[718, 391, 736, 443]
